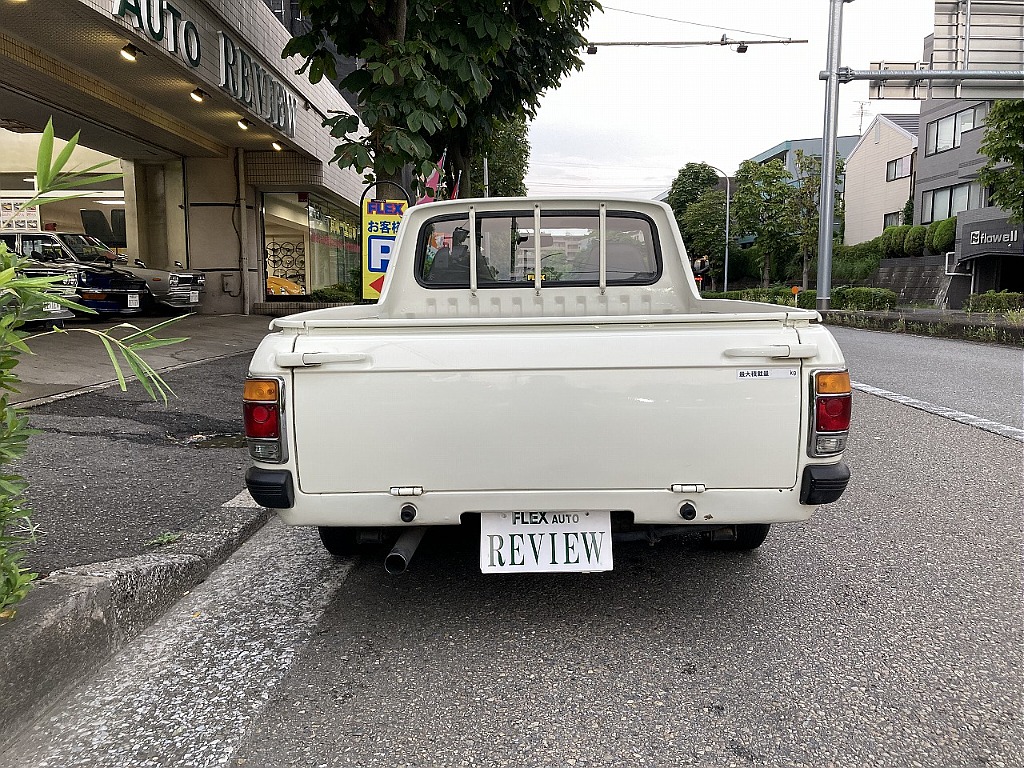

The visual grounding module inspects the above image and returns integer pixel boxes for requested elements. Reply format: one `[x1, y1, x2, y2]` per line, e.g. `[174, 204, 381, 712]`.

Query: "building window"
[924, 103, 988, 156]
[921, 182, 980, 223]
[886, 155, 912, 182]
[883, 211, 901, 228]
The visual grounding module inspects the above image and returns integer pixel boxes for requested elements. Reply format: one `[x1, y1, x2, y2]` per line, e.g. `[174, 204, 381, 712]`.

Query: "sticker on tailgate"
[480, 510, 613, 573]
[737, 368, 799, 379]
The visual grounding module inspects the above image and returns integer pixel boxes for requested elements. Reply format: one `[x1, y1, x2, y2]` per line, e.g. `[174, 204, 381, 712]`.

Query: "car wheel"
[318, 526, 358, 558]
[707, 523, 771, 551]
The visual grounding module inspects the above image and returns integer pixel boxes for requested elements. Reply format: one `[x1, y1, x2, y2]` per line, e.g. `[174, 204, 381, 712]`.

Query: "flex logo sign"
[112, 0, 201, 67]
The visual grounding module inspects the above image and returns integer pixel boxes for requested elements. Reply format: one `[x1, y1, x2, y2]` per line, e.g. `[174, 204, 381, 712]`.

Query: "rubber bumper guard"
[800, 463, 851, 505]
[245, 467, 294, 509]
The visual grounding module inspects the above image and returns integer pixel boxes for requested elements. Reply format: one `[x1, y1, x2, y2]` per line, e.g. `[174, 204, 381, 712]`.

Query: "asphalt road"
[2, 328, 1021, 767]
[16, 355, 253, 575]
[827, 326, 1023, 429]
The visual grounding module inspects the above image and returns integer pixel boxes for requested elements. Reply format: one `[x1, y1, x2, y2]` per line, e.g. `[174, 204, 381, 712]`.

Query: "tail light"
[809, 370, 851, 457]
[244, 377, 286, 462]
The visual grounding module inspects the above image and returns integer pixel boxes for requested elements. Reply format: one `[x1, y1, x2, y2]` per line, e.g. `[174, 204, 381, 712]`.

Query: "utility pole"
[816, 0, 850, 312]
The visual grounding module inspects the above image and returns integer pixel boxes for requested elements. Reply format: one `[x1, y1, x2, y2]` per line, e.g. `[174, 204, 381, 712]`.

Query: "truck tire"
[318, 526, 358, 557]
[709, 523, 771, 551]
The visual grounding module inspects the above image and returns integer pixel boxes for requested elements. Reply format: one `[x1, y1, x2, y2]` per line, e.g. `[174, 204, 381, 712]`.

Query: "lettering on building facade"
[219, 33, 297, 138]
[112, 0, 201, 67]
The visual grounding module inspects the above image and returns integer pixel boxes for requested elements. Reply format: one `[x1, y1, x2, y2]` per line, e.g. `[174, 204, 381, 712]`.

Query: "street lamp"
[705, 165, 731, 292]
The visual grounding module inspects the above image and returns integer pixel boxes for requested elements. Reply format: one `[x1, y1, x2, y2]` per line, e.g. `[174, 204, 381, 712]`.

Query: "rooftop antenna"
[853, 100, 872, 133]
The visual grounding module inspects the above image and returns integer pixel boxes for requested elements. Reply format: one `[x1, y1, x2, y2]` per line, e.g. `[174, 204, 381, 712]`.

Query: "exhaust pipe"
[384, 527, 426, 575]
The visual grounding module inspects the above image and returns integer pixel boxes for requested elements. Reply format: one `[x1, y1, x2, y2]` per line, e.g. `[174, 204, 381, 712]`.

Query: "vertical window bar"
[599, 203, 607, 294]
[469, 205, 477, 294]
[534, 204, 542, 294]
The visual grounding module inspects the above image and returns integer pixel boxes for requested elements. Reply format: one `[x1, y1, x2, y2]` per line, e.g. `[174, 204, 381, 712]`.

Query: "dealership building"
[0, 0, 365, 314]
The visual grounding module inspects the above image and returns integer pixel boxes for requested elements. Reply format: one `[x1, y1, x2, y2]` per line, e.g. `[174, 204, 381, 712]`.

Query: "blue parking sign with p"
[368, 235, 393, 272]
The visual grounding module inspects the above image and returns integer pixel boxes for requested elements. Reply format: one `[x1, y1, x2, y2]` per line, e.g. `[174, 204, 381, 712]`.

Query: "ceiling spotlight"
[586, 44, 597, 55]
[120, 43, 143, 61]
[237, 118, 251, 130]
[190, 88, 208, 103]
[736, 42, 749, 53]
[271, 141, 283, 151]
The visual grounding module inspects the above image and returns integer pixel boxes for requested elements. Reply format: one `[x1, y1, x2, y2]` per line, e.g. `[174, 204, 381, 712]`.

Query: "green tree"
[790, 150, 844, 290]
[285, 0, 600, 193]
[666, 163, 720, 242]
[978, 99, 1024, 223]
[681, 188, 732, 287]
[469, 116, 529, 198]
[732, 159, 798, 287]
[901, 195, 914, 225]
[0, 121, 183, 616]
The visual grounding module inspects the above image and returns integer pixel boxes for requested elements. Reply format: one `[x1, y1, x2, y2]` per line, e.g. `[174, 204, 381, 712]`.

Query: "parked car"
[56, 234, 206, 312]
[0, 237, 78, 328]
[17, 256, 78, 328]
[0, 232, 146, 316]
[266, 275, 303, 296]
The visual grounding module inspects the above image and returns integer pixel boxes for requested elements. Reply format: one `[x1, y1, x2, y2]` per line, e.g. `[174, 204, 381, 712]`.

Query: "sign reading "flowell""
[219, 33, 297, 138]
[970, 229, 1019, 246]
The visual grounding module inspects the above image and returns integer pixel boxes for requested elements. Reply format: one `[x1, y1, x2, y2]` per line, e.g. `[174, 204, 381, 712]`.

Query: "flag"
[415, 149, 447, 205]
[449, 170, 463, 200]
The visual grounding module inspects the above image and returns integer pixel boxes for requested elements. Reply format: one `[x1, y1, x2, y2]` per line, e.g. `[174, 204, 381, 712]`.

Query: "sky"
[523, 0, 937, 198]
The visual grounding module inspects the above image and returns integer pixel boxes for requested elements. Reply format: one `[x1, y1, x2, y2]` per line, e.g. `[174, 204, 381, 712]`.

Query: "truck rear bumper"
[245, 464, 851, 525]
[799, 463, 851, 505]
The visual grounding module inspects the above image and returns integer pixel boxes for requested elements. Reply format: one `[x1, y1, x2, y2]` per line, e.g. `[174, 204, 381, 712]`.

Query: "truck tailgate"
[287, 323, 806, 494]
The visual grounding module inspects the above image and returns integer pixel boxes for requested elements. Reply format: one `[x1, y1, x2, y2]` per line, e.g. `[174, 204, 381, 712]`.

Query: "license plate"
[480, 510, 613, 573]
[128, 293, 140, 308]
[189, 290, 200, 303]
[43, 302, 60, 313]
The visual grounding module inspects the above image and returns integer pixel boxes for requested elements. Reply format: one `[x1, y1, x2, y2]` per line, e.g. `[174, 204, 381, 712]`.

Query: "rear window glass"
[418, 212, 660, 288]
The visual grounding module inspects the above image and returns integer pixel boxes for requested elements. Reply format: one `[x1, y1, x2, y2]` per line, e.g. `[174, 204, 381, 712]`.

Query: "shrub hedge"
[904, 225, 927, 257]
[963, 291, 1024, 313]
[309, 283, 360, 302]
[932, 216, 957, 253]
[703, 286, 897, 311]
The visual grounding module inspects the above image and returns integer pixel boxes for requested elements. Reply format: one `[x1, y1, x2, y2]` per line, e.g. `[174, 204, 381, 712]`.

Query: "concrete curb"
[0, 491, 272, 750]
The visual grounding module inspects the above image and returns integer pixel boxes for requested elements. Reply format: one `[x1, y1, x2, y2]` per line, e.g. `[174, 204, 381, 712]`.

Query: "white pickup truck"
[244, 198, 851, 574]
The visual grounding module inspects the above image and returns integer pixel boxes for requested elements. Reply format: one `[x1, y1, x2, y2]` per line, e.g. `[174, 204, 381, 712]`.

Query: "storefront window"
[262, 193, 360, 299]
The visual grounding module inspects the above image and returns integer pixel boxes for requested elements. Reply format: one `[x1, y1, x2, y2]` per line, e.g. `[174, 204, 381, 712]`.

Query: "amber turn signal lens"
[816, 371, 850, 394]
[244, 378, 278, 402]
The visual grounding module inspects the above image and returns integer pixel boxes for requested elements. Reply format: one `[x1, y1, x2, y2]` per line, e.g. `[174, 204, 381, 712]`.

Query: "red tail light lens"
[244, 402, 280, 439]
[816, 394, 852, 433]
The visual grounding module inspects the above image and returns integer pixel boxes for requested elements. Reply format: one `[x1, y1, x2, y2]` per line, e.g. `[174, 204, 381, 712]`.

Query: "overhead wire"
[600, 5, 793, 41]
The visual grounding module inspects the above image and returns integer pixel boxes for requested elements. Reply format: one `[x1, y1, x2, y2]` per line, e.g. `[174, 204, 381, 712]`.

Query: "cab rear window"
[417, 211, 660, 288]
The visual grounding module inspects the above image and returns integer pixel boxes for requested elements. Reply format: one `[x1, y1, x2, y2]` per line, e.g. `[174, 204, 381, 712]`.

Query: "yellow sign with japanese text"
[361, 198, 406, 299]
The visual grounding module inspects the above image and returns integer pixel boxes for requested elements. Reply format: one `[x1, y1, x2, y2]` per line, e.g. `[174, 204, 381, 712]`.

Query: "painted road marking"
[853, 381, 1024, 443]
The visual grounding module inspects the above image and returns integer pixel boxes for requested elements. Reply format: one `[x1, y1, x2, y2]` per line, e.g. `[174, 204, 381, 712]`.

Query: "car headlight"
[169, 274, 180, 287]
[196, 273, 206, 287]
[65, 272, 78, 286]
[78, 272, 89, 286]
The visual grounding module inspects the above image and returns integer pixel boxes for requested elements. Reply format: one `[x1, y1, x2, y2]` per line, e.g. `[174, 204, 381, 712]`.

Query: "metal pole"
[816, 0, 850, 313]
[705, 165, 731, 292]
[723, 175, 730, 292]
[483, 156, 489, 198]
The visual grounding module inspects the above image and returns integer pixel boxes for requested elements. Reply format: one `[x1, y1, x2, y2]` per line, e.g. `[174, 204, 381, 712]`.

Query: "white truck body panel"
[245, 197, 850, 543]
